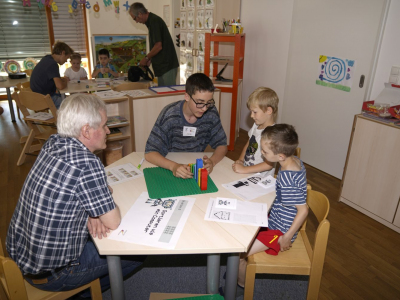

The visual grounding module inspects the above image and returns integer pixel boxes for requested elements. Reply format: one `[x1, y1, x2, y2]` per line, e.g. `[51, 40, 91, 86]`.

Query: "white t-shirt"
[244, 122, 275, 176]
[64, 67, 87, 81]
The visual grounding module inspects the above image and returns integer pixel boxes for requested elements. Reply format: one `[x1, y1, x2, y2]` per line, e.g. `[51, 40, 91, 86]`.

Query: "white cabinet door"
[341, 117, 400, 222]
[282, 0, 388, 179]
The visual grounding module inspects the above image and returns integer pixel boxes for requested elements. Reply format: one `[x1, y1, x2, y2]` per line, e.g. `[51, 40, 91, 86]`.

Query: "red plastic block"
[200, 169, 208, 191]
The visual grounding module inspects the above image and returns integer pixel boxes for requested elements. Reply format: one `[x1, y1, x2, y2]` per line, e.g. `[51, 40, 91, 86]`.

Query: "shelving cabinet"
[339, 114, 400, 233]
[204, 33, 245, 150]
[104, 96, 133, 156]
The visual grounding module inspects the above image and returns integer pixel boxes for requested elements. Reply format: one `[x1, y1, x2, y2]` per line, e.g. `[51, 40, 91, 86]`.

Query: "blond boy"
[232, 87, 279, 175]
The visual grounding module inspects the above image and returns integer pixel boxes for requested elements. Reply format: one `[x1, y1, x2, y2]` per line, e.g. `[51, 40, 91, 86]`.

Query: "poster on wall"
[316, 55, 356, 92]
[92, 35, 147, 73]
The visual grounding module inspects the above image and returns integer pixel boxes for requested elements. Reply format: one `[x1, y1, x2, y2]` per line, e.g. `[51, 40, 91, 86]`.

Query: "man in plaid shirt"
[7, 94, 144, 296]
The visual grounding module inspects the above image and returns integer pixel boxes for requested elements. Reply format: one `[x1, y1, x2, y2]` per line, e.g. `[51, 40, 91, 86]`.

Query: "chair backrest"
[295, 147, 301, 158]
[15, 82, 31, 92]
[112, 81, 149, 91]
[24, 69, 33, 76]
[12, 91, 57, 120]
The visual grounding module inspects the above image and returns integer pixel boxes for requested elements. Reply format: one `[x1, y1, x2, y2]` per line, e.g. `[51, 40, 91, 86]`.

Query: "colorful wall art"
[316, 55, 356, 92]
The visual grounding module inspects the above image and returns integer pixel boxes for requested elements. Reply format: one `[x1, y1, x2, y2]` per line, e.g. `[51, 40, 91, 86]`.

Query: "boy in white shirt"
[64, 53, 88, 81]
[232, 87, 279, 176]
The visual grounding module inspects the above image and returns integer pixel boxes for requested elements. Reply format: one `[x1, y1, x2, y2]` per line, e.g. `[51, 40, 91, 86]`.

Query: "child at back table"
[232, 87, 278, 176]
[64, 53, 88, 81]
[92, 48, 119, 79]
[237, 124, 309, 287]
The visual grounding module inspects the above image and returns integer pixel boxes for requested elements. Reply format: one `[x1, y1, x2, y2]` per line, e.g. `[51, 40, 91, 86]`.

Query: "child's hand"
[278, 234, 292, 252]
[232, 162, 246, 173]
[172, 163, 193, 179]
[103, 68, 110, 73]
[235, 159, 244, 165]
[203, 155, 214, 174]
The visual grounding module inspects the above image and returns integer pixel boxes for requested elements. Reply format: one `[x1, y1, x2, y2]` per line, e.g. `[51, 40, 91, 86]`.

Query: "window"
[0, 1, 51, 61]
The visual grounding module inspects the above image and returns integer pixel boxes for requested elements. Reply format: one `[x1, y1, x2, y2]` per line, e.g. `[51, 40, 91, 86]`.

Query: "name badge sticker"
[183, 126, 197, 136]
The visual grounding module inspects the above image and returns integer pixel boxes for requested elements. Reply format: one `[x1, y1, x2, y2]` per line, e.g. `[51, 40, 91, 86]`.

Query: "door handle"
[359, 75, 365, 88]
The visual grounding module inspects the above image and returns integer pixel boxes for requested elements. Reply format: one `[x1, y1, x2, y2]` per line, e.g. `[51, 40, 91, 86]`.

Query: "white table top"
[93, 152, 275, 255]
[0, 76, 29, 89]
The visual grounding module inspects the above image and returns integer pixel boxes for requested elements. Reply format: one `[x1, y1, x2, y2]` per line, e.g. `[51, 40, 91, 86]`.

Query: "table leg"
[206, 254, 220, 294]
[107, 255, 125, 300]
[6, 87, 16, 122]
[225, 253, 240, 300]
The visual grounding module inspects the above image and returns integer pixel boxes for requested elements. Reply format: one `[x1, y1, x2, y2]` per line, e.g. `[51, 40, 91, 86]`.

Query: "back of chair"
[307, 190, 330, 223]
[12, 91, 57, 120]
[112, 81, 149, 91]
[24, 69, 33, 76]
[15, 82, 31, 92]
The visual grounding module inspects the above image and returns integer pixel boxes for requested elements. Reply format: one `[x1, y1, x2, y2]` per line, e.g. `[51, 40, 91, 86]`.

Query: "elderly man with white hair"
[7, 94, 145, 297]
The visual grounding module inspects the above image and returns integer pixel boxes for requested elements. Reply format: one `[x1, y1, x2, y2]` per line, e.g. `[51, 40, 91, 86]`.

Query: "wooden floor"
[1, 100, 400, 299]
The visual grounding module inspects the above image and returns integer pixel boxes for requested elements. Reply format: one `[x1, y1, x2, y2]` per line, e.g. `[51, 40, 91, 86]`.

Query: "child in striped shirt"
[237, 124, 309, 287]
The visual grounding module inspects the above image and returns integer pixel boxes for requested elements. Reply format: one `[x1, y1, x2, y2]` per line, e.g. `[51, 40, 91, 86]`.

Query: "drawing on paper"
[146, 198, 176, 210]
[214, 211, 231, 220]
[316, 55, 356, 92]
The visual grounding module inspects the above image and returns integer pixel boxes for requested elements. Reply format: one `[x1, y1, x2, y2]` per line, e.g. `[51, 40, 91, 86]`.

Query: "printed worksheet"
[108, 192, 195, 249]
[93, 90, 126, 99]
[106, 163, 143, 186]
[25, 112, 53, 120]
[222, 174, 276, 201]
[122, 90, 151, 98]
[205, 197, 268, 227]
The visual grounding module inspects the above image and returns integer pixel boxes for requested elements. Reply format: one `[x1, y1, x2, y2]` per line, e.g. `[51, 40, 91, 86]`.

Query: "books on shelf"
[107, 115, 128, 126]
[108, 127, 122, 137]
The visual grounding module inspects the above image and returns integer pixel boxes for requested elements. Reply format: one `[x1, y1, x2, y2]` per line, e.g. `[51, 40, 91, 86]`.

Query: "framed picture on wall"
[92, 35, 147, 73]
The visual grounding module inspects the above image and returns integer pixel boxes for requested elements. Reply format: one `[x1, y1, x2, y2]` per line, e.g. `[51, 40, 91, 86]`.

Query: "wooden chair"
[112, 81, 150, 91]
[244, 189, 330, 300]
[13, 82, 32, 119]
[0, 237, 102, 300]
[12, 91, 58, 166]
[24, 69, 33, 76]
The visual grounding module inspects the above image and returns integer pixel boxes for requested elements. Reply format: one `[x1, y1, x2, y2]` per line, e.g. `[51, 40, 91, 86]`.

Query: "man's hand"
[232, 162, 246, 173]
[87, 217, 110, 239]
[172, 163, 193, 179]
[203, 155, 215, 174]
[278, 234, 292, 252]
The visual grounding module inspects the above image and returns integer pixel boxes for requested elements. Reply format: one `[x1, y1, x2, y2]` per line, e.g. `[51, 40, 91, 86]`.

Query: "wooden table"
[94, 152, 275, 300]
[59, 79, 113, 94]
[0, 76, 30, 122]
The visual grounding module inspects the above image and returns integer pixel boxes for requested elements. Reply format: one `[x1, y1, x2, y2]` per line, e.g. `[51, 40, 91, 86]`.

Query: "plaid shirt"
[6, 135, 115, 275]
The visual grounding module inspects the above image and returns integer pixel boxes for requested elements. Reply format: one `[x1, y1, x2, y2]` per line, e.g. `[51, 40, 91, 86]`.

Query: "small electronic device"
[215, 63, 232, 82]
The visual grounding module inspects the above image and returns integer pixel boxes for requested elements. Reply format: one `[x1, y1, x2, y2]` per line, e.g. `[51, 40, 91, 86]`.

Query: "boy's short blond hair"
[246, 87, 279, 119]
[70, 53, 82, 62]
[52, 41, 74, 55]
[261, 124, 298, 157]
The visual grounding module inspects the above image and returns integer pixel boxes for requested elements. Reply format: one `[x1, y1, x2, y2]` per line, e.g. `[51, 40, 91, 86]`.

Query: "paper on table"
[150, 86, 175, 93]
[108, 192, 195, 249]
[122, 90, 151, 97]
[93, 90, 126, 99]
[106, 163, 143, 186]
[69, 79, 91, 84]
[205, 197, 268, 227]
[169, 85, 186, 91]
[222, 174, 276, 201]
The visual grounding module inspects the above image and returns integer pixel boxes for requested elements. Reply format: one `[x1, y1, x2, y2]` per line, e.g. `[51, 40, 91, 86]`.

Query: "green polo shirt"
[145, 12, 179, 77]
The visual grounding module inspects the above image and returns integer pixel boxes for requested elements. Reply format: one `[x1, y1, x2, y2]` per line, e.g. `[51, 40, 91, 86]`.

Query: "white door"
[282, 0, 388, 179]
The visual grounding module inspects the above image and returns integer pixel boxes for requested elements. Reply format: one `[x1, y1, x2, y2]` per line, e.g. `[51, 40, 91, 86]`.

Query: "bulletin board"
[92, 35, 147, 73]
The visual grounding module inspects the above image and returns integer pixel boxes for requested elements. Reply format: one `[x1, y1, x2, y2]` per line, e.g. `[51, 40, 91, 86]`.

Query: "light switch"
[390, 66, 400, 75]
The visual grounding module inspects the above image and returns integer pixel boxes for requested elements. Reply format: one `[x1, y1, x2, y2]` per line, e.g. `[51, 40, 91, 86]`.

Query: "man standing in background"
[129, 2, 179, 86]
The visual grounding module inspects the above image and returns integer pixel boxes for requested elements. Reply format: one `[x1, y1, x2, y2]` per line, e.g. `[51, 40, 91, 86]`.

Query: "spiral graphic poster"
[316, 55, 356, 92]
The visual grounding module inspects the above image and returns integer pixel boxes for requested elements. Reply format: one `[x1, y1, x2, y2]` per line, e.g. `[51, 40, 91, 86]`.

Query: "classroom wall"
[370, 0, 400, 100]
[239, 0, 294, 130]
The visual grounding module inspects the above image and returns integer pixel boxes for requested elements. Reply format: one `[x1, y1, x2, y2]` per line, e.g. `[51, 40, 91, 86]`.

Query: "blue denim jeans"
[25, 240, 145, 297]
[50, 93, 63, 109]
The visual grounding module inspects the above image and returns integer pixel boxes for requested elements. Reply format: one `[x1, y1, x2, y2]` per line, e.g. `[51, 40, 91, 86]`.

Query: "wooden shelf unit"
[204, 33, 245, 151]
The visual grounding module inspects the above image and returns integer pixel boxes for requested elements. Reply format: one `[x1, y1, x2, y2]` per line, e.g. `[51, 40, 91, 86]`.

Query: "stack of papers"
[222, 174, 276, 201]
[122, 90, 151, 97]
[93, 90, 127, 99]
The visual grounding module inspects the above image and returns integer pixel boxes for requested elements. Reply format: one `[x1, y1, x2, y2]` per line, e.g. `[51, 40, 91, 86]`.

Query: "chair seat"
[24, 280, 97, 300]
[247, 232, 311, 276]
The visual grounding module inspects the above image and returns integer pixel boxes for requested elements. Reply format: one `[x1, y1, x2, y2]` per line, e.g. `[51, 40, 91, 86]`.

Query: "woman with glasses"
[145, 73, 228, 178]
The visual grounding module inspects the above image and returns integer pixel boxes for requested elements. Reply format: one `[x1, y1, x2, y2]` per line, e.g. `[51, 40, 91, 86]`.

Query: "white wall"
[239, 0, 294, 130]
[370, 0, 400, 100]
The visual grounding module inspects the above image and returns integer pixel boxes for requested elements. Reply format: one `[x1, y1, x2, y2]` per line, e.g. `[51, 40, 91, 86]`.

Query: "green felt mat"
[143, 167, 218, 199]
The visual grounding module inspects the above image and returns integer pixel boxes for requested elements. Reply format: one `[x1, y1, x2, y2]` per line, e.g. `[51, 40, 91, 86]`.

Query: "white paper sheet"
[222, 174, 276, 201]
[25, 112, 53, 120]
[205, 197, 268, 227]
[122, 90, 151, 97]
[69, 80, 91, 84]
[106, 163, 143, 186]
[108, 192, 195, 249]
[93, 90, 126, 99]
